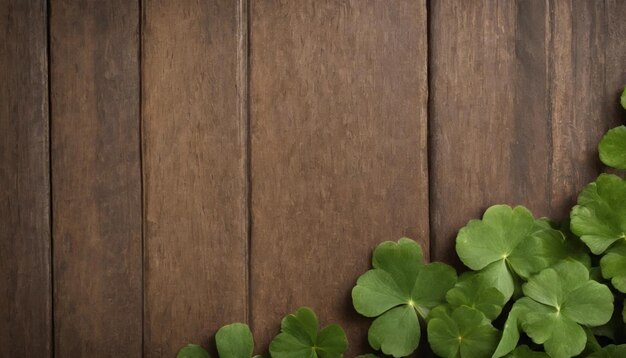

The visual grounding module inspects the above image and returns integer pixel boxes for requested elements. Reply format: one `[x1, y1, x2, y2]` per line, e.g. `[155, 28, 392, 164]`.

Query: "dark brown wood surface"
[2, 1, 626, 356]
[249, 1, 429, 355]
[142, 1, 248, 356]
[430, 0, 625, 265]
[0, 0, 51, 356]
[50, 1, 142, 356]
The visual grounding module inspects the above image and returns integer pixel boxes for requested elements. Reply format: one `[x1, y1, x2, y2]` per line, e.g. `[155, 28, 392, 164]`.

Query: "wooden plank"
[142, 1, 248, 356]
[430, 0, 624, 265]
[50, 1, 142, 356]
[429, 0, 551, 264]
[249, 1, 429, 355]
[0, 0, 51, 356]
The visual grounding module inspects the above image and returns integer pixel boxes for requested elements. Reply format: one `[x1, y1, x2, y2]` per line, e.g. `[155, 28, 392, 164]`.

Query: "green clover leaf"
[600, 241, 626, 293]
[427, 305, 500, 358]
[491, 301, 528, 358]
[622, 86, 626, 109]
[517, 261, 614, 358]
[352, 238, 457, 357]
[588, 345, 626, 358]
[269, 307, 347, 358]
[570, 174, 626, 254]
[216, 323, 254, 358]
[456, 205, 564, 299]
[504, 346, 549, 358]
[599, 126, 626, 169]
[445, 272, 506, 320]
[177, 344, 211, 358]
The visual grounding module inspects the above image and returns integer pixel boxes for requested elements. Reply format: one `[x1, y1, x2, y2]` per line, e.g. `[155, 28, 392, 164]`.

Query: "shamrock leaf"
[177, 344, 211, 358]
[269, 307, 347, 358]
[599, 126, 626, 169]
[517, 261, 614, 358]
[600, 241, 626, 293]
[570, 174, 626, 254]
[588, 345, 626, 358]
[504, 346, 549, 358]
[352, 238, 457, 357]
[216, 323, 254, 358]
[445, 272, 506, 320]
[427, 305, 500, 358]
[456, 205, 563, 299]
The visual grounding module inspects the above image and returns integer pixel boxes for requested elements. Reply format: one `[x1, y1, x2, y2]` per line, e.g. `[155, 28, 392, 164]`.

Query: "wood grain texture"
[430, 0, 626, 265]
[249, 1, 429, 355]
[142, 1, 248, 356]
[0, 0, 51, 356]
[50, 1, 142, 356]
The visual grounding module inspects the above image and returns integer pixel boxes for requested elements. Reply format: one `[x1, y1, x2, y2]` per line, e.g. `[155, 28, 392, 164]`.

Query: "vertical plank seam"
[237, 0, 252, 326]
[546, 0, 554, 212]
[426, 0, 434, 262]
[139, 0, 145, 356]
[46, 0, 55, 356]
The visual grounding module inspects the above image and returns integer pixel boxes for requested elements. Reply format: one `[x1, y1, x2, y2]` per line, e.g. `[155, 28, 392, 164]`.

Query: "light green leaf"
[599, 126, 626, 169]
[600, 241, 626, 293]
[570, 174, 626, 254]
[504, 346, 549, 358]
[588, 344, 626, 358]
[446, 272, 506, 320]
[269, 307, 347, 358]
[216, 323, 254, 358]
[456, 205, 563, 299]
[368, 305, 419, 357]
[622, 86, 626, 110]
[177, 344, 211, 358]
[352, 238, 457, 357]
[516, 261, 614, 358]
[427, 306, 500, 358]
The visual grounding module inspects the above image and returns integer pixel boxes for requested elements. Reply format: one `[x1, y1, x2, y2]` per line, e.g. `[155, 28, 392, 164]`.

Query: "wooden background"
[1, 0, 625, 357]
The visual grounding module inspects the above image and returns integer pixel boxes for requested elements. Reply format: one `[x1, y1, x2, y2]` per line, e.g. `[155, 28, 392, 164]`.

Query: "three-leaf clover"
[456, 205, 563, 299]
[599, 126, 626, 170]
[570, 174, 626, 254]
[352, 238, 457, 357]
[517, 261, 613, 358]
[427, 305, 500, 358]
[269, 307, 347, 358]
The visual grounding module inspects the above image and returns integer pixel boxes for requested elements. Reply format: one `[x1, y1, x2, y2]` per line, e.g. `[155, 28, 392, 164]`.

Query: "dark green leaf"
[599, 126, 626, 170]
[352, 238, 456, 357]
[269, 307, 347, 358]
[456, 205, 564, 299]
[517, 261, 614, 358]
[216, 323, 254, 358]
[177, 344, 211, 358]
[570, 174, 626, 255]
[504, 346, 549, 358]
[445, 272, 506, 320]
[587, 344, 626, 358]
[427, 306, 499, 358]
[600, 241, 626, 293]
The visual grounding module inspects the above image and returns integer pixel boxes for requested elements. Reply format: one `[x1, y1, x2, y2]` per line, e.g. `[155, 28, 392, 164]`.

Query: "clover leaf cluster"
[178, 87, 626, 358]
